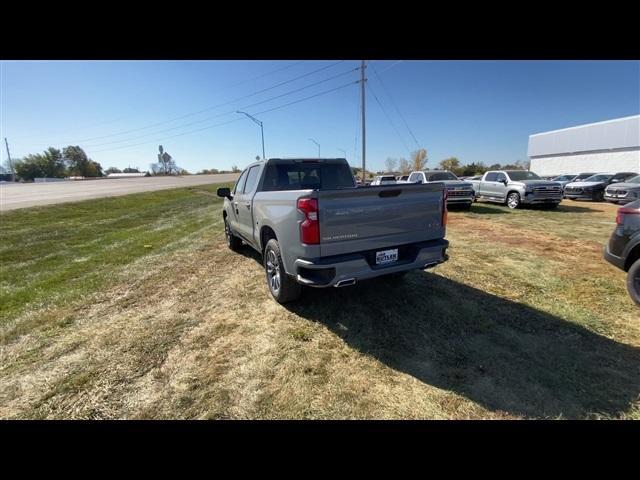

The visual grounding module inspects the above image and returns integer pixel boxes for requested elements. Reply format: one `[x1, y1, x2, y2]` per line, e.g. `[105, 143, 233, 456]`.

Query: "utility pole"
[4, 138, 15, 182]
[360, 60, 367, 183]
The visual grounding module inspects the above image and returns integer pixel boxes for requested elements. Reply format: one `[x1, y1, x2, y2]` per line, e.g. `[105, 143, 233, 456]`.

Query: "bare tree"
[411, 148, 428, 171]
[385, 157, 398, 173]
[398, 158, 410, 174]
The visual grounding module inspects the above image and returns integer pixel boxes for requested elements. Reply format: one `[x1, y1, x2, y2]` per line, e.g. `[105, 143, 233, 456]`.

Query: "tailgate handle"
[379, 189, 402, 198]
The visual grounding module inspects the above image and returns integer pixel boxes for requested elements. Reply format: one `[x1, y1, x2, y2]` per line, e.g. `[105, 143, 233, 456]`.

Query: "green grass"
[0, 184, 228, 341]
[1, 189, 638, 419]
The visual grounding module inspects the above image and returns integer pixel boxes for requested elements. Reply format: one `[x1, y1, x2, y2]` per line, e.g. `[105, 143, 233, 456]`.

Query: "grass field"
[1, 185, 639, 419]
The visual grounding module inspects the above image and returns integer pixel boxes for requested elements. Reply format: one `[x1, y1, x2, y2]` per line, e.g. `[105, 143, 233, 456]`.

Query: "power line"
[91, 81, 357, 154]
[82, 66, 358, 149]
[14, 61, 344, 148]
[371, 63, 421, 149]
[367, 83, 412, 155]
[8, 61, 306, 143]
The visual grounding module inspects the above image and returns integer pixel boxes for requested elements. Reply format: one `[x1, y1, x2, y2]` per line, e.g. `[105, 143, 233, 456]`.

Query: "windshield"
[583, 174, 613, 183]
[575, 173, 595, 180]
[554, 175, 575, 181]
[506, 171, 541, 181]
[625, 175, 640, 184]
[425, 171, 458, 181]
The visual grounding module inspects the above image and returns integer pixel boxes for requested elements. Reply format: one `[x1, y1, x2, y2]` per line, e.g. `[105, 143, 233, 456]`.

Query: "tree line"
[383, 155, 530, 177]
[9, 146, 104, 182]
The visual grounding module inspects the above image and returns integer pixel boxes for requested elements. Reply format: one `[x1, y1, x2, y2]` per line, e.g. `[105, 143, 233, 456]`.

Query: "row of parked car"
[369, 170, 640, 207]
[530, 172, 640, 203]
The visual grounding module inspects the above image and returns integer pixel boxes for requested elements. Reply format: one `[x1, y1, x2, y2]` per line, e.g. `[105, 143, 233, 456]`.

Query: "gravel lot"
[0, 174, 240, 211]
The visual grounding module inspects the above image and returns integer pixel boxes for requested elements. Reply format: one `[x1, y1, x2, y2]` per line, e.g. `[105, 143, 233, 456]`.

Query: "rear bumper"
[604, 243, 625, 271]
[294, 238, 449, 287]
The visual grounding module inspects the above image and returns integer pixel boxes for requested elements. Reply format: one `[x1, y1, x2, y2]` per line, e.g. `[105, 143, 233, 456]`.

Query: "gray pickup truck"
[408, 170, 474, 209]
[469, 170, 563, 209]
[217, 158, 449, 303]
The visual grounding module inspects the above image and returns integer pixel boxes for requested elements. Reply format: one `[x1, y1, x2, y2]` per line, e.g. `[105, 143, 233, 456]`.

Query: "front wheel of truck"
[264, 239, 302, 304]
[506, 192, 521, 209]
[224, 217, 242, 252]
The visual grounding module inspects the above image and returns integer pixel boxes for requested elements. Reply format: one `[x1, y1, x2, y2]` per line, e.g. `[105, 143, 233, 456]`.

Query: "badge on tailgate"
[376, 248, 398, 265]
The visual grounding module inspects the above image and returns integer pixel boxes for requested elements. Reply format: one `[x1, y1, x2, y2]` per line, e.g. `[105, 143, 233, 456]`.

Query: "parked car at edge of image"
[604, 199, 640, 306]
[472, 170, 563, 209]
[370, 175, 397, 186]
[564, 172, 639, 202]
[604, 175, 640, 204]
[407, 170, 475, 210]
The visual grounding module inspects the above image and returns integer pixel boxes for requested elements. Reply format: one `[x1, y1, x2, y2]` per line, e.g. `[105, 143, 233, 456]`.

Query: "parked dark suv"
[564, 172, 638, 201]
[604, 199, 640, 306]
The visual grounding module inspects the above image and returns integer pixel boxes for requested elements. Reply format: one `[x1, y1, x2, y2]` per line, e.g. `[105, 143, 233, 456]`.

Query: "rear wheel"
[224, 217, 242, 251]
[627, 258, 640, 307]
[595, 190, 605, 202]
[264, 239, 302, 304]
[506, 192, 521, 209]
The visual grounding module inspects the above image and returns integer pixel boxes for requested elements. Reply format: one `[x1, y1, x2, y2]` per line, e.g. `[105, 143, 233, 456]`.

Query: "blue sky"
[1, 60, 639, 173]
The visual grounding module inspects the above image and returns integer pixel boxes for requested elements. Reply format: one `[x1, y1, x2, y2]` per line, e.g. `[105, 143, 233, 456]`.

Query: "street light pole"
[237, 111, 266, 160]
[309, 138, 320, 158]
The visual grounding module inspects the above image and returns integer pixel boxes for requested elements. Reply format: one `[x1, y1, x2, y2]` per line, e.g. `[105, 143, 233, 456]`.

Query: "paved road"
[0, 174, 240, 211]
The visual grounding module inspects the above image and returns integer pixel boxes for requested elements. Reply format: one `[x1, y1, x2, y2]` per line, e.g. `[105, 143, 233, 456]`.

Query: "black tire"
[506, 192, 521, 209]
[595, 190, 605, 202]
[463, 202, 472, 210]
[264, 238, 302, 304]
[627, 258, 640, 307]
[224, 216, 242, 251]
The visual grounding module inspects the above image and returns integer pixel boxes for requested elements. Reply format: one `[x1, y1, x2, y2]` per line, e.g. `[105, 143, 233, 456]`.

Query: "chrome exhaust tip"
[335, 278, 356, 288]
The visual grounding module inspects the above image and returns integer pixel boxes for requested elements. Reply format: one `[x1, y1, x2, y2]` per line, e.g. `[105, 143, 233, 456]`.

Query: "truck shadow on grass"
[283, 271, 640, 419]
[468, 203, 600, 214]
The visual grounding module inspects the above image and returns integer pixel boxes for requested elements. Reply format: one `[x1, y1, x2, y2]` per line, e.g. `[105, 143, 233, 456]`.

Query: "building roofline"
[529, 114, 640, 138]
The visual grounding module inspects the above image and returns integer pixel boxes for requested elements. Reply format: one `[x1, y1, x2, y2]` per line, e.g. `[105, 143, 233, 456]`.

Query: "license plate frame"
[376, 248, 399, 265]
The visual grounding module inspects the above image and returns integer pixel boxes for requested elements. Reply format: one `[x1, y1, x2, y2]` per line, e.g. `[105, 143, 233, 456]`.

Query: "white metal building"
[528, 115, 640, 176]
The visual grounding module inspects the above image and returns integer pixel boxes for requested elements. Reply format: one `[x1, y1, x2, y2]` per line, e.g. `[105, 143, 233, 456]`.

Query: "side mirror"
[217, 187, 232, 199]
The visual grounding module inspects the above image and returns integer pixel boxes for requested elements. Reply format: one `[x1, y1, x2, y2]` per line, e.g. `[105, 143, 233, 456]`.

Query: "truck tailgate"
[317, 183, 445, 257]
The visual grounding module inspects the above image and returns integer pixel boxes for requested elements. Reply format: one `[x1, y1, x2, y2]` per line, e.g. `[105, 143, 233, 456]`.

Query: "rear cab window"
[261, 161, 355, 191]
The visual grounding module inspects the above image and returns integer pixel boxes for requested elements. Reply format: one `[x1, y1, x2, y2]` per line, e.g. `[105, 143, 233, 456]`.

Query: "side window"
[243, 166, 261, 194]
[495, 173, 507, 183]
[233, 169, 248, 194]
[485, 172, 498, 182]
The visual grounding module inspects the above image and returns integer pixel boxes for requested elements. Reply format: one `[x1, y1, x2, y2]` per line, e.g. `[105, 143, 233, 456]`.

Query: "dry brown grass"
[1, 193, 638, 419]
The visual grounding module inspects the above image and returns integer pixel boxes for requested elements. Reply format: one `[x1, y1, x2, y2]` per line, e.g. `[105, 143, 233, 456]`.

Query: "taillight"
[442, 188, 448, 226]
[297, 197, 320, 244]
[616, 206, 640, 225]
